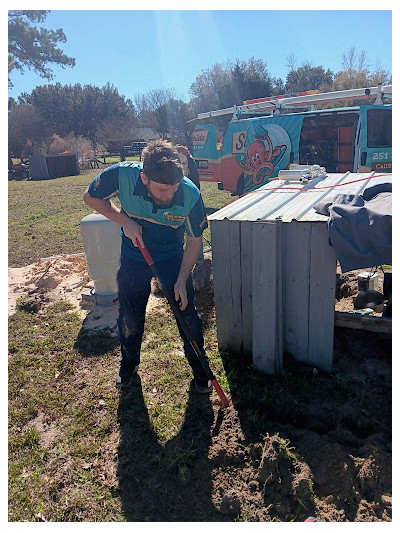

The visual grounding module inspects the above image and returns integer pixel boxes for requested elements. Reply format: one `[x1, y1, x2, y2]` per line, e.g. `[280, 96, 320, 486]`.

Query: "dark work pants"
[117, 254, 209, 385]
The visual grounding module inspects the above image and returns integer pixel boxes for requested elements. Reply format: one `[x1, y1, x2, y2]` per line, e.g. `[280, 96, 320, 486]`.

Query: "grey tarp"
[315, 179, 392, 273]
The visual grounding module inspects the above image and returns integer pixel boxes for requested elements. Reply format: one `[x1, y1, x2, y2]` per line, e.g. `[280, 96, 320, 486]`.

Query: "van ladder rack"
[189, 85, 392, 122]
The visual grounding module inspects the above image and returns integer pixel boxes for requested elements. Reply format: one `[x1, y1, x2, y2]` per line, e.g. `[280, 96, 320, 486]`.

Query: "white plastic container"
[80, 213, 121, 295]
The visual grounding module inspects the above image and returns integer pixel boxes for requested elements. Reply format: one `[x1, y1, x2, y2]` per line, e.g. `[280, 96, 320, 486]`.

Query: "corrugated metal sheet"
[208, 172, 391, 223]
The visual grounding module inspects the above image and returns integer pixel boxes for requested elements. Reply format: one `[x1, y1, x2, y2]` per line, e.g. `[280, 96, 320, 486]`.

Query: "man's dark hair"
[142, 139, 184, 184]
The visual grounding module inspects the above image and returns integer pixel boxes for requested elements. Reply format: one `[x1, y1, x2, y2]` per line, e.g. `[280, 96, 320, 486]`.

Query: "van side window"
[367, 109, 392, 148]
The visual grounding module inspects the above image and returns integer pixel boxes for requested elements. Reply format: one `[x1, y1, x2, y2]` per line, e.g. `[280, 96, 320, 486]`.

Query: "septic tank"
[80, 213, 121, 305]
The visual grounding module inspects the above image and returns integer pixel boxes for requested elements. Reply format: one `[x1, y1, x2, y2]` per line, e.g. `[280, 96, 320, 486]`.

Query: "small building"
[208, 170, 391, 374]
[29, 153, 80, 180]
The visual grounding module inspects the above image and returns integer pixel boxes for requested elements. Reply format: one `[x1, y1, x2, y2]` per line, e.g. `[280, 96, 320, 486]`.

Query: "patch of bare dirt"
[116, 330, 391, 522]
[8, 254, 89, 316]
[26, 411, 61, 449]
[335, 267, 386, 315]
[8, 254, 164, 334]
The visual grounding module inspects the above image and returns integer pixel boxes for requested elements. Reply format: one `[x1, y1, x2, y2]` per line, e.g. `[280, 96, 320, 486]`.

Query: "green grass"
[8, 294, 228, 521]
[8, 173, 96, 266]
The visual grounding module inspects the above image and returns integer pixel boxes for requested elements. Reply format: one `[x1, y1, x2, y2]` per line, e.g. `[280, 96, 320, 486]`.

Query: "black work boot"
[115, 365, 139, 390]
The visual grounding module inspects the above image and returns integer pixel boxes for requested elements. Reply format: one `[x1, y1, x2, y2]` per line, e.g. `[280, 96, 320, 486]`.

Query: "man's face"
[140, 173, 180, 206]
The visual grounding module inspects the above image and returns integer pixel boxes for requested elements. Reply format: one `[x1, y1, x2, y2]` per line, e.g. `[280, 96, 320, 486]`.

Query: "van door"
[358, 106, 392, 173]
[192, 124, 222, 182]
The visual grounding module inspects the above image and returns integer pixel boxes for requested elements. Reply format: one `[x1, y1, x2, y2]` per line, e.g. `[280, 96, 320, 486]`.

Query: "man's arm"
[174, 234, 202, 311]
[83, 189, 144, 247]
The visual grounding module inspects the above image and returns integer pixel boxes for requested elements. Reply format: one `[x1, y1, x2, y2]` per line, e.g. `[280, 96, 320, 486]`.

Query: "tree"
[189, 58, 277, 114]
[285, 62, 334, 93]
[8, 104, 48, 159]
[189, 62, 229, 114]
[19, 83, 137, 151]
[46, 133, 96, 163]
[188, 58, 281, 131]
[134, 88, 176, 138]
[230, 58, 276, 104]
[332, 47, 392, 91]
[101, 116, 141, 149]
[8, 97, 17, 112]
[156, 99, 194, 147]
[8, 10, 75, 88]
[341, 47, 367, 71]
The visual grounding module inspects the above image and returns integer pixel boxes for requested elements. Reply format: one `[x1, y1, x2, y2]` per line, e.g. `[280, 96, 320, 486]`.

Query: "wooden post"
[210, 219, 242, 353]
[308, 223, 336, 371]
[240, 221, 253, 355]
[284, 222, 311, 362]
[252, 222, 283, 374]
[229, 220, 243, 353]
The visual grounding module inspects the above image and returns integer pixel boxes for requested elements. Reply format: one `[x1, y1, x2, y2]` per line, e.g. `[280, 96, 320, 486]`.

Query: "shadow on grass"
[74, 326, 120, 357]
[116, 376, 225, 521]
[218, 328, 392, 443]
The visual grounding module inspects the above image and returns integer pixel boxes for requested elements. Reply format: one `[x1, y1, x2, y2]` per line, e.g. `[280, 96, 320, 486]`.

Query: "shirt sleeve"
[86, 163, 120, 199]
[185, 194, 208, 238]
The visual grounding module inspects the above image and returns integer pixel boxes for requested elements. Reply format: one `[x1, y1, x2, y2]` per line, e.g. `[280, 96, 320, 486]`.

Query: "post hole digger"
[138, 242, 230, 408]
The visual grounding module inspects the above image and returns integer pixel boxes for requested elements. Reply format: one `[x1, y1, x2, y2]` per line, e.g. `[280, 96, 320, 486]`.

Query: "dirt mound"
[8, 254, 165, 333]
[8, 254, 89, 315]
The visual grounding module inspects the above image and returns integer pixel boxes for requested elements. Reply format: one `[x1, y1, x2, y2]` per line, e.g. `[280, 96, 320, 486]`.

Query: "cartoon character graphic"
[239, 125, 287, 185]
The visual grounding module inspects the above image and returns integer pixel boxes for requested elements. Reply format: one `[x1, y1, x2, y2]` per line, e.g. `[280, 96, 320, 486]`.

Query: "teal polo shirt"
[87, 162, 208, 263]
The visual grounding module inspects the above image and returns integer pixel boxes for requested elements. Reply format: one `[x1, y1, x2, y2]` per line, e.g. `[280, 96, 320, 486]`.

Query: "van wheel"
[235, 174, 245, 196]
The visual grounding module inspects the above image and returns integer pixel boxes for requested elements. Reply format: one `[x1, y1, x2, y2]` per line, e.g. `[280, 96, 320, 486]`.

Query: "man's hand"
[173, 235, 202, 311]
[83, 191, 144, 248]
[122, 218, 144, 248]
[174, 280, 188, 311]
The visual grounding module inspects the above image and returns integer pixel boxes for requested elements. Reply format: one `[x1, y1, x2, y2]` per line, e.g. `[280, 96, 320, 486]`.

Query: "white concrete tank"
[80, 213, 121, 296]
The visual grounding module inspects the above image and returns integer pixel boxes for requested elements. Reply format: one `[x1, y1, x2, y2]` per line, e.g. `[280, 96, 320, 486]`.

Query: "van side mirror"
[360, 152, 367, 166]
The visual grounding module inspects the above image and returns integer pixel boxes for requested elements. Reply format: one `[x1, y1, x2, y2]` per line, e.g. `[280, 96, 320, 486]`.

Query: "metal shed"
[29, 153, 80, 180]
[208, 170, 390, 374]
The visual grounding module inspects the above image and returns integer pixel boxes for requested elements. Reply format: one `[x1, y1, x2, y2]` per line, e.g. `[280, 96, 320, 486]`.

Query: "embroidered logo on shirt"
[164, 212, 185, 222]
[94, 177, 101, 189]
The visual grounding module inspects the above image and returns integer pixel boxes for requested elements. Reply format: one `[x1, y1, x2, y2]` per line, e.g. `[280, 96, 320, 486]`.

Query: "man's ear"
[140, 172, 149, 185]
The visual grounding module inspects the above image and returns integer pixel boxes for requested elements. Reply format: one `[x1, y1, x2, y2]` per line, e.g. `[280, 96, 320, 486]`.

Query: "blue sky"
[8, 7, 393, 107]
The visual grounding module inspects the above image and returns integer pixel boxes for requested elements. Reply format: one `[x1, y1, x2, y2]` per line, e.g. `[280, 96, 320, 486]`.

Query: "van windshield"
[367, 109, 392, 148]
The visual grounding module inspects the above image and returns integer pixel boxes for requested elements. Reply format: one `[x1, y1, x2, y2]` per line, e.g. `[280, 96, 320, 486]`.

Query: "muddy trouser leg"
[157, 255, 210, 386]
[117, 257, 152, 381]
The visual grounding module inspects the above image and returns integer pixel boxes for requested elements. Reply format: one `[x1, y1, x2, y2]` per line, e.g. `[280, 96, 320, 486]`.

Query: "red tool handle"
[137, 242, 229, 408]
[138, 242, 154, 266]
